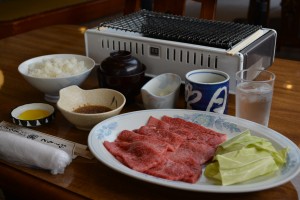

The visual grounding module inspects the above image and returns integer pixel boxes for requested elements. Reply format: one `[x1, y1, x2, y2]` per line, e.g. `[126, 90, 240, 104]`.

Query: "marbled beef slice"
[103, 140, 168, 172]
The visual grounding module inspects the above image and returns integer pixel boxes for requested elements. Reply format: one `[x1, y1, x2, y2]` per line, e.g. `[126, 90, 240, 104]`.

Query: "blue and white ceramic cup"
[185, 69, 230, 114]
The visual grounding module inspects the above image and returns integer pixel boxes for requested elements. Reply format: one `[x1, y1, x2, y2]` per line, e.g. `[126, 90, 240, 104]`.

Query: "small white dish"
[57, 85, 126, 131]
[11, 103, 55, 127]
[141, 73, 181, 109]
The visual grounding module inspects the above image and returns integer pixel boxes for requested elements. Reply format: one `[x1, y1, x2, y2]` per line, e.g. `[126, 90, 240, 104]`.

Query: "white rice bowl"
[18, 54, 95, 102]
[28, 57, 89, 78]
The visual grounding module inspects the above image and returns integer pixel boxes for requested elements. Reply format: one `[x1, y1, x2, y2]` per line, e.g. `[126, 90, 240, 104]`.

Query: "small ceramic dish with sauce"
[11, 103, 55, 127]
[57, 85, 126, 131]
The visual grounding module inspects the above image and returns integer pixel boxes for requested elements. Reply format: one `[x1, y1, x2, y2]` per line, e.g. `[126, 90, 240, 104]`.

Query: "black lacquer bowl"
[98, 50, 146, 101]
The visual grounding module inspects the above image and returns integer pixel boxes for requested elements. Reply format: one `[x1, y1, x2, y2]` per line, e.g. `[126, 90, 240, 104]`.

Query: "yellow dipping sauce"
[18, 109, 50, 120]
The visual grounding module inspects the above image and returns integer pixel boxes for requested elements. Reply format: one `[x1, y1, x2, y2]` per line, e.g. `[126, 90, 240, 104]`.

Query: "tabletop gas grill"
[85, 10, 276, 92]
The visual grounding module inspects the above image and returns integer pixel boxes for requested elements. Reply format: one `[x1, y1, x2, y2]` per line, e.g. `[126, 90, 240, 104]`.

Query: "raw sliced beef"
[146, 116, 193, 139]
[103, 140, 168, 172]
[146, 116, 171, 130]
[116, 130, 175, 151]
[103, 115, 227, 184]
[145, 158, 202, 183]
[136, 126, 184, 151]
[161, 115, 227, 147]
[168, 140, 215, 166]
[144, 140, 214, 183]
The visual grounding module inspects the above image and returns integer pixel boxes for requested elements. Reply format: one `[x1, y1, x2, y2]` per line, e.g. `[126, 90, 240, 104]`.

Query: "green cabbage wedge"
[204, 130, 289, 186]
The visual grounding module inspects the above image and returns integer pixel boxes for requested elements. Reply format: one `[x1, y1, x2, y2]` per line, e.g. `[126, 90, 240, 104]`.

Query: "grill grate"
[99, 10, 262, 49]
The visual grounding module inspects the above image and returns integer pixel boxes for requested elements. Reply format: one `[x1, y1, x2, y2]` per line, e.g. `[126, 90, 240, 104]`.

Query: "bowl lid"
[100, 51, 145, 76]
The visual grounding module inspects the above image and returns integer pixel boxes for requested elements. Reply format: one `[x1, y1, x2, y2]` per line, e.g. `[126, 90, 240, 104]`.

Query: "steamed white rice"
[28, 57, 89, 78]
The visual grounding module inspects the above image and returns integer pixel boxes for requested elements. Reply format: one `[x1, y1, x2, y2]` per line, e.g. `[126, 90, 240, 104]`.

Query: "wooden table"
[0, 25, 300, 200]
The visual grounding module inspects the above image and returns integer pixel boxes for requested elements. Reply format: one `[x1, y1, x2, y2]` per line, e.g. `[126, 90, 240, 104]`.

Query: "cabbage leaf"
[204, 130, 288, 185]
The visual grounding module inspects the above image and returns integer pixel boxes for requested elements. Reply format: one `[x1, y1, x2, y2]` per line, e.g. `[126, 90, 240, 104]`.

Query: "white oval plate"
[88, 109, 300, 193]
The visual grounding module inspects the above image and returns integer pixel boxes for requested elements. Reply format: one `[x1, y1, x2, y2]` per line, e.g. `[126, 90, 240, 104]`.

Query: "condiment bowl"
[141, 73, 181, 109]
[57, 85, 126, 131]
[18, 54, 95, 103]
[11, 103, 55, 127]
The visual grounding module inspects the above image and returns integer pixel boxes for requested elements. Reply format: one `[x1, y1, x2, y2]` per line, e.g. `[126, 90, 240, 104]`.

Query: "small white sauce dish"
[141, 73, 181, 109]
[11, 103, 55, 127]
[57, 85, 126, 131]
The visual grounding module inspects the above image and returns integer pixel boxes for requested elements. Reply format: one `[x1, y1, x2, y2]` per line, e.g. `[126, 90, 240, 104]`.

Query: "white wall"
[185, 0, 282, 21]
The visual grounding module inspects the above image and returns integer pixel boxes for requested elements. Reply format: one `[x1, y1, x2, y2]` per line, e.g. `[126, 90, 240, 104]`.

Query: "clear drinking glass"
[235, 69, 275, 126]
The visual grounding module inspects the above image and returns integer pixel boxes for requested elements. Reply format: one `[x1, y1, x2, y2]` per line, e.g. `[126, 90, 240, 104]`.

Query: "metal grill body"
[85, 10, 276, 92]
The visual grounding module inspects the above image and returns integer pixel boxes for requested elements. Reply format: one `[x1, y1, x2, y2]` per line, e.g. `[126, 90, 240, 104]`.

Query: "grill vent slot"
[100, 38, 218, 68]
[163, 47, 218, 68]
[101, 39, 146, 56]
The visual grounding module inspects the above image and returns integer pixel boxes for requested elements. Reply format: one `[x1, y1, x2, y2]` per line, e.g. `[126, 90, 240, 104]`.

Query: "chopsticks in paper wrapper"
[0, 121, 94, 174]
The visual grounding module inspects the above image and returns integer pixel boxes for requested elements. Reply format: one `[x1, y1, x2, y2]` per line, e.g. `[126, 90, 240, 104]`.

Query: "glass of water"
[235, 69, 275, 126]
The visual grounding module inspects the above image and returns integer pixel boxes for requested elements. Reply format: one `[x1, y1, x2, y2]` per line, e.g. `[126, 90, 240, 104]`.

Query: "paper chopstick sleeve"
[0, 131, 72, 175]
